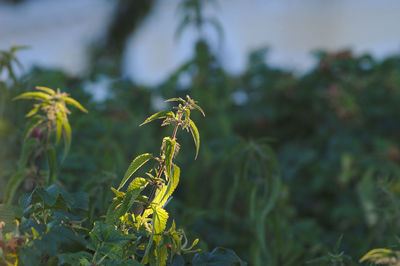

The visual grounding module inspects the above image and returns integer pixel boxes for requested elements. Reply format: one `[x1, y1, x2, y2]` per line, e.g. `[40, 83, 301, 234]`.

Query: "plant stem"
[140, 121, 180, 215]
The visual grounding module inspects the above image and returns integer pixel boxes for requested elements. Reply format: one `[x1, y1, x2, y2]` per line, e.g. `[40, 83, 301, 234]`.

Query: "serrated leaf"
[143, 165, 180, 218]
[35, 86, 55, 95]
[64, 97, 88, 113]
[140, 111, 175, 126]
[13, 92, 51, 101]
[153, 206, 169, 245]
[118, 153, 152, 190]
[164, 137, 176, 178]
[156, 245, 168, 266]
[46, 147, 57, 185]
[128, 177, 148, 191]
[106, 178, 147, 225]
[189, 119, 200, 159]
[113, 178, 147, 222]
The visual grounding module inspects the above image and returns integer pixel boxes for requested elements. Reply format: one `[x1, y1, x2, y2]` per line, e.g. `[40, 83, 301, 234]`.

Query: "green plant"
[104, 95, 205, 264]
[3, 86, 87, 204]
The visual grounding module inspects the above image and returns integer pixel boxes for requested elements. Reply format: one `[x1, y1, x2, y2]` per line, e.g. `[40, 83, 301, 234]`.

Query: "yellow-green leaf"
[165, 97, 185, 103]
[156, 245, 168, 266]
[153, 206, 169, 245]
[189, 119, 200, 159]
[164, 137, 176, 178]
[55, 119, 62, 145]
[57, 112, 71, 160]
[143, 165, 180, 218]
[13, 92, 51, 101]
[64, 97, 88, 113]
[35, 86, 55, 95]
[359, 248, 398, 263]
[110, 187, 125, 198]
[25, 105, 40, 117]
[118, 153, 153, 190]
[140, 111, 175, 126]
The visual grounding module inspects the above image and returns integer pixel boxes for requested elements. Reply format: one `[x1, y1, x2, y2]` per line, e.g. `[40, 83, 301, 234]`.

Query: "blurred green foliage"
[2, 40, 400, 265]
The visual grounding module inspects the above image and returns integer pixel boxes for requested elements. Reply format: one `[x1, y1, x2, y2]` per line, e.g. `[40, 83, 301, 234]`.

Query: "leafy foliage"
[0, 75, 243, 265]
[3, 87, 87, 204]
[2, 17, 400, 265]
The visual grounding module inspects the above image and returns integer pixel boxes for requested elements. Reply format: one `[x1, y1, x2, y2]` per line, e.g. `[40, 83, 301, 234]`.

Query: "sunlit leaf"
[13, 92, 51, 101]
[165, 97, 185, 103]
[57, 112, 71, 160]
[25, 105, 40, 117]
[35, 86, 55, 95]
[164, 137, 176, 178]
[64, 97, 88, 113]
[118, 153, 152, 190]
[156, 245, 168, 266]
[110, 187, 125, 198]
[189, 119, 200, 159]
[153, 206, 169, 245]
[143, 165, 180, 218]
[140, 111, 175, 126]
[106, 178, 148, 225]
[55, 118, 62, 145]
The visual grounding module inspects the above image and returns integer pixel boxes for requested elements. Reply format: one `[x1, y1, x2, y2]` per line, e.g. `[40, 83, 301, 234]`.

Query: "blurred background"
[1, 0, 400, 264]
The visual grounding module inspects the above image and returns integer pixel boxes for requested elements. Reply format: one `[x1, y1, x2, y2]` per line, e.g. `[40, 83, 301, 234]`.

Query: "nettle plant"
[4, 86, 87, 204]
[105, 96, 204, 264]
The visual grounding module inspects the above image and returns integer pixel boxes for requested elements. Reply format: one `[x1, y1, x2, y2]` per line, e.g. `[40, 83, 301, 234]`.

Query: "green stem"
[140, 121, 180, 215]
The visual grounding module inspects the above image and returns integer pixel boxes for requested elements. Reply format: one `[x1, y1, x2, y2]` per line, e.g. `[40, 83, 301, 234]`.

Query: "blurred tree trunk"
[90, 0, 154, 77]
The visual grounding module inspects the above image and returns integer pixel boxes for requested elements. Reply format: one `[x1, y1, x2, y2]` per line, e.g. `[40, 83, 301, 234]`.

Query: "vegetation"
[2, 3, 400, 264]
[0, 73, 244, 265]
